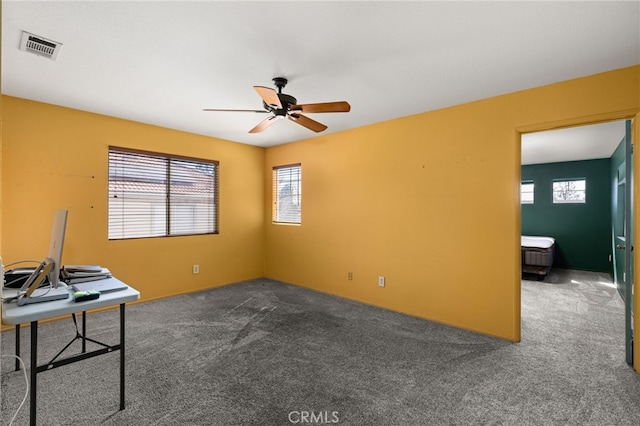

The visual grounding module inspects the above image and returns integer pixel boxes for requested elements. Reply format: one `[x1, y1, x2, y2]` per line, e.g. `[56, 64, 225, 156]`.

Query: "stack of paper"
[61, 265, 112, 284]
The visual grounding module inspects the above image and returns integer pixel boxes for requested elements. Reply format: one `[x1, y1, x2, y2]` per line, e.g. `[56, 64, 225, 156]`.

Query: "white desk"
[1, 278, 140, 426]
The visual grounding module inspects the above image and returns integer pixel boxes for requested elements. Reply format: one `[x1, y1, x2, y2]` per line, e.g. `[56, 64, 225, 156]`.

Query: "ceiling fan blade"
[290, 101, 351, 113]
[249, 116, 278, 133]
[288, 113, 328, 133]
[254, 86, 282, 109]
[203, 108, 269, 113]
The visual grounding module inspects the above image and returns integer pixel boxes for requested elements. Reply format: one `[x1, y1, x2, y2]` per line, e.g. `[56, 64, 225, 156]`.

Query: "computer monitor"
[47, 209, 68, 288]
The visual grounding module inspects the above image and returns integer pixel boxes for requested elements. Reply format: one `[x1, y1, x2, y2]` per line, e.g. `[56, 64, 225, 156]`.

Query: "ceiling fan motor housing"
[264, 93, 297, 116]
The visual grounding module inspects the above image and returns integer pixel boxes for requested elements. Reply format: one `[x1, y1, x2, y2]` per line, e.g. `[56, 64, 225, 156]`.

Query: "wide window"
[521, 181, 534, 204]
[552, 179, 586, 204]
[108, 147, 218, 239]
[273, 164, 301, 224]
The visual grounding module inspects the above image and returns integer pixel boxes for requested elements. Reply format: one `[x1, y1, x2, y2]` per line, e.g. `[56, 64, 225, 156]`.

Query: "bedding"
[521, 235, 556, 277]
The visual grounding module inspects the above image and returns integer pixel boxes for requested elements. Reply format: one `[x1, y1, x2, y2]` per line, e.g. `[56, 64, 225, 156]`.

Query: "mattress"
[521, 235, 555, 274]
[521, 235, 555, 249]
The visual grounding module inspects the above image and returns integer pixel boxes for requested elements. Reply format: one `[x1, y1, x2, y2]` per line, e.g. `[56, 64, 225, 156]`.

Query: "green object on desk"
[72, 290, 100, 302]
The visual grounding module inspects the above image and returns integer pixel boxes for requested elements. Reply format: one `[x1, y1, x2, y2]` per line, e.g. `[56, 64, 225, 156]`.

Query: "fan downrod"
[273, 77, 288, 93]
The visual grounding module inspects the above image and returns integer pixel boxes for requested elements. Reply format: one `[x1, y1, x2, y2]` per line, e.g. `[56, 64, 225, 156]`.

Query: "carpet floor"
[2, 269, 640, 425]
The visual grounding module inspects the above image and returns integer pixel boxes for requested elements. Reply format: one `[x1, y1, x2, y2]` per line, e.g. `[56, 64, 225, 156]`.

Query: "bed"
[521, 235, 556, 278]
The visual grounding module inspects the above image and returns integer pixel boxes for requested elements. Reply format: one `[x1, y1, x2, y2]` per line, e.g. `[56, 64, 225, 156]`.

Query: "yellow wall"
[264, 65, 640, 342]
[1, 97, 265, 324]
[2, 66, 639, 358]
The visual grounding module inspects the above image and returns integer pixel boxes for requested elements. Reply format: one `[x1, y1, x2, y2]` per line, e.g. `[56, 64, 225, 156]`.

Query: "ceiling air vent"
[19, 31, 62, 60]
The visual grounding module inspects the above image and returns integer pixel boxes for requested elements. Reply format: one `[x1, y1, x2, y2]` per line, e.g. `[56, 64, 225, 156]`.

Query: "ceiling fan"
[203, 77, 351, 133]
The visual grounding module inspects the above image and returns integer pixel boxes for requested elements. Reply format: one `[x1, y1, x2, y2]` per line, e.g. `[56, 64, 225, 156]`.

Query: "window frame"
[108, 146, 219, 240]
[272, 163, 302, 225]
[552, 178, 586, 204]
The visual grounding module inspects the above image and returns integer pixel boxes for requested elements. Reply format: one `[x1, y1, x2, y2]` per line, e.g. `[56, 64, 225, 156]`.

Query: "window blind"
[521, 181, 534, 204]
[108, 148, 218, 239]
[273, 164, 301, 224]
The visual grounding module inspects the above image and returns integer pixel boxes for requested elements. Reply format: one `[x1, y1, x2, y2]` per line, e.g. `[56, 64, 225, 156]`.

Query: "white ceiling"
[2, 1, 639, 159]
[521, 120, 628, 165]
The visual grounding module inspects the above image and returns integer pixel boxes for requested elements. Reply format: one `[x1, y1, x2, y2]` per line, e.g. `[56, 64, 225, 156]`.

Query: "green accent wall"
[522, 159, 612, 272]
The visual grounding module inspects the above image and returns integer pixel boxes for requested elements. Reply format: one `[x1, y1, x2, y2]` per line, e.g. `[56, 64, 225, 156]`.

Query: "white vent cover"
[19, 31, 62, 60]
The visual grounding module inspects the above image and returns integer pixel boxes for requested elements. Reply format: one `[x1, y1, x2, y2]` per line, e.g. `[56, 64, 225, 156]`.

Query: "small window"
[553, 179, 586, 204]
[108, 147, 218, 239]
[273, 164, 301, 224]
[521, 181, 534, 204]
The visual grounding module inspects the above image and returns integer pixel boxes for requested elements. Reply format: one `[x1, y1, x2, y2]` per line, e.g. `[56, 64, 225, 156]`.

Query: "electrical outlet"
[192, 264, 200, 274]
[378, 276, 385, 287]
[348, 272, 353, 280]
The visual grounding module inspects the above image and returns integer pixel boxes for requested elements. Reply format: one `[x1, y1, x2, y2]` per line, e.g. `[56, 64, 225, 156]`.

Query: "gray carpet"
[2, 269, 640, 425]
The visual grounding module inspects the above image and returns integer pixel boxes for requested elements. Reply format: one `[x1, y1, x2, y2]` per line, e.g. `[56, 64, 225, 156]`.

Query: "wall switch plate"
[193, 264, 200, 274]
[378, 276, 385, 287]
[348, 272, 353, 280]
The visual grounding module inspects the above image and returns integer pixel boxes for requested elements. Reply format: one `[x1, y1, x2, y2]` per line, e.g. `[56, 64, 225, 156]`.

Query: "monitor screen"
[47, 209, 68, 288]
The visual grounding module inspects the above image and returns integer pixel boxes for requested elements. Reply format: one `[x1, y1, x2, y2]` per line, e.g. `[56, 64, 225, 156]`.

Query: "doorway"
[520, 119, 633, 365]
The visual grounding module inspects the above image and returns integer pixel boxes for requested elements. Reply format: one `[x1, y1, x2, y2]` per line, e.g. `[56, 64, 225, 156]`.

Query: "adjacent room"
[2, 1, 640, 425]
[520, 120, 635, 362]
[521, 121, 627, 279]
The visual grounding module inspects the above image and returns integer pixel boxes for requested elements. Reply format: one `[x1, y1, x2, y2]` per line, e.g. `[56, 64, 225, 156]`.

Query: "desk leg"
[120, 303, 125, 410]
[82, 311, 87, 353]
[30, 321, 38, 426]
[15, 324, 20, 371]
